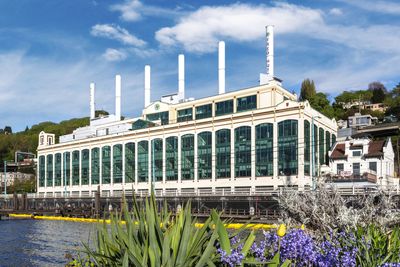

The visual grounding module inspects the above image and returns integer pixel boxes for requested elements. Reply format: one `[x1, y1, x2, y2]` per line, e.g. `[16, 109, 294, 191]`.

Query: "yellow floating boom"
[8, 213, 276, 229]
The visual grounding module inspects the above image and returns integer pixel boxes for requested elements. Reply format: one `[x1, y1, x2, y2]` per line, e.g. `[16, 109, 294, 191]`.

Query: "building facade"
[37, 81, 337, 197]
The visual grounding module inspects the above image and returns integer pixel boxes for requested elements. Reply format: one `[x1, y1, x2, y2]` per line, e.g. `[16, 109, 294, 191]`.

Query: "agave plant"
[81, 192, 240, 267]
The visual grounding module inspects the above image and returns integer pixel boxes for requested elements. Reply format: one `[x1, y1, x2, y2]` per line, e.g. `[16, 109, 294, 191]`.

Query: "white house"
[328, 137, 397, 186]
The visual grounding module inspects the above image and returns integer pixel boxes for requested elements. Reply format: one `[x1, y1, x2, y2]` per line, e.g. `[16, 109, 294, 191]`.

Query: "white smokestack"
[218, 41, 225, 94]
[90, 82, 95, 120]
[178, 54, 185, 99]
[115, 74, 121, 121]
[266, 25, 274, 79]
[144, 65, 151, 107]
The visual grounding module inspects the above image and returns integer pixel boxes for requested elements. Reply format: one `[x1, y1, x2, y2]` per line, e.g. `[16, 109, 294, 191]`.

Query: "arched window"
[55, 153, 62, 186]
[72, 150, 80, 185]
[256, 123, 273, 176]
[198, 132, 212, 179]
[216, 129, 231, 178]
[151, 139, 163, 181]
[181, 134, 194, 180]
[113, 144, 123, 183]
[81, 149, 89, 185]
[278, 120, 298, 175]
[125, 143, 135, 183]
[235, 126, 252, 177]
[101, 146, 111, 184]
[319, 128, 325, 165]
[63, 152, 70, 186]
[91, 148, 100, 185]
[304, 120, 310, 175]
[39, 155, 45, 187]
[325, 131, 331, 165]
[166, 137, 178, 180]
[46, 154, 53, 187]
[138, 141, 148, 182]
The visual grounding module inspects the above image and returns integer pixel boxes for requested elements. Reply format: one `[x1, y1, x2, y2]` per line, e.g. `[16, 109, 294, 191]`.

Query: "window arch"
[138, 141, 148, 182]
[304, 120, 310, 175]
[151, 138, 163, 182]
[235, 126, 252, 177]
[278, 120, 298, 175]
[166, 137, 178, 180]
[46, 154, 53, 187]
[113, 144, 123, 183]
[198, 131, 212, 179]
[39, 155, 45, 187]
[55, 153, 62, 186]
[125, 143, 135, 183]
[101, 146, 111, 184]
[216, 129, 231, 178]
[91, 148, 100, 185]
[81, 149, 89, 185]
[256, 123, 273, 176]
[181, 134, 194, 180]
[319, 128, 325, 165]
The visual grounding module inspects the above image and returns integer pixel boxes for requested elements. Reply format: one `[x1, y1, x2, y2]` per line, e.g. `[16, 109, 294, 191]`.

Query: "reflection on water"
[0, 220, 96, 266]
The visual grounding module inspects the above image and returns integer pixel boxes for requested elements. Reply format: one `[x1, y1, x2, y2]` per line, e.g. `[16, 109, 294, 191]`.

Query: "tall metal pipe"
[144, 65, 151, 107]
[266, 25, 274, 79]
[178, 54, 185, 100]
[218, 41, 225, 94]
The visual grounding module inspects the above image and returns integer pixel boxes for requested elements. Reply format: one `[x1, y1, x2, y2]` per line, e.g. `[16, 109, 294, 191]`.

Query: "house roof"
[330, 139, 387, 160]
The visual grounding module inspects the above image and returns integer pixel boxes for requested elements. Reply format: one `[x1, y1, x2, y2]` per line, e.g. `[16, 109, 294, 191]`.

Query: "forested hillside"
[0, 117, 89, 161]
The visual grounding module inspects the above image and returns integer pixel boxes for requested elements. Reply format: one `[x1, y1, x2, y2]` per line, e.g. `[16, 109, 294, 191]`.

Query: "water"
[0, 219, 96, 266]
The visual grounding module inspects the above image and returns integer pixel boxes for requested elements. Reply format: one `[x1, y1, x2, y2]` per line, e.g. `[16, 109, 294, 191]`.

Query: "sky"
[1, 0, 400, 132]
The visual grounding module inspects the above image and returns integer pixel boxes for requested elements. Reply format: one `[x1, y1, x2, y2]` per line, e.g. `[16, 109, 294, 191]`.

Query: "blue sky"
[1, 0, 400, 132]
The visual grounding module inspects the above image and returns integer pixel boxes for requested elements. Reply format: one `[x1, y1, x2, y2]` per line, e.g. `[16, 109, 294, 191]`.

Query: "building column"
[211, 129, 216, 192]
[194, 132, 198, 183]
[122, 143, 125, 189]
[110, 145, 114, 195]
[148, 139, 152, 193]
[298, 118, 305, 190]
[178, 134, 182, 193]
[273, 121, 279, 189]
[134, 142, 138, 190]
[251, 124, 256, 180]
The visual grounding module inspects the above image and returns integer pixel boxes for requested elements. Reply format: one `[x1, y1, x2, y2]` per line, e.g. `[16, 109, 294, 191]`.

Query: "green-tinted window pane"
[113, 144, 123, 183]
[102, 146, 111, 184]
[151, 139, 163, 181]
[319, 128, 325, 165]
[177, 108, 193, 122]
[63, 152, 70, 186]
[304, 120, 310, 175]
[313, 124, 318, 175]
[39, 155, 45, 187]
[237, 95, 257, 112]
[325, 131, 331, 165]
[147, 111, 169, 125]
[72, 150, 80, 185]
[125, 143, 135, 183]
[332, 134, 336, 146]
[235, 126, 252, 177]
[81, 149, 89, 185]
[138, 141, 148, 182]
[198, 132, 212, 179]
[55, 153, 62, 186]
[215, 100, 233, 116]
[166, 137, 178, 180]
[278, 120, 298, 175]
[256, 123, 273, 176]
[216, 129, 231, 178]
[91, 148, 100, 185]
[46, 154, 53, 187]
[181, 134, 194, 180]
[196, 104, 212, 120]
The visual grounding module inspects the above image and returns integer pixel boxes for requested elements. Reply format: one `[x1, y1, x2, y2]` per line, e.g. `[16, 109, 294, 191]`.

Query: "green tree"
[299, 79, 316, 101]
[309, 92, 335, 118]
[368, 81, 387, 104]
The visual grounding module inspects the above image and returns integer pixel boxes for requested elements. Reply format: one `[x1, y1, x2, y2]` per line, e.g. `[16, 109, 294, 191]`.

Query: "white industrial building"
[37, 26, 337, 197]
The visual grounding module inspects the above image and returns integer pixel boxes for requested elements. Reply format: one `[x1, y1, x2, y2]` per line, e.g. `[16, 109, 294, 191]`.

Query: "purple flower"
[280, 229, 317, 266]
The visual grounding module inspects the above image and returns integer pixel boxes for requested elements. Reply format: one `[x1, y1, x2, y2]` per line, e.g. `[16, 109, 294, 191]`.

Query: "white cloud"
[329, 8, 343, 16]
[110, 0, 143, 21]
[339, 0, 400, 15]
[155, 3, 323, 53]
[91, 24, 146, 47]
[103, 48, 127, 61]
[110, 0, 182, 22]
[155, 2, 400, 55]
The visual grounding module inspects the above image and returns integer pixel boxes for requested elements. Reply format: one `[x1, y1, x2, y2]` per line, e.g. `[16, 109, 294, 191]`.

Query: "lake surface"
[0, 219, 96, 266]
